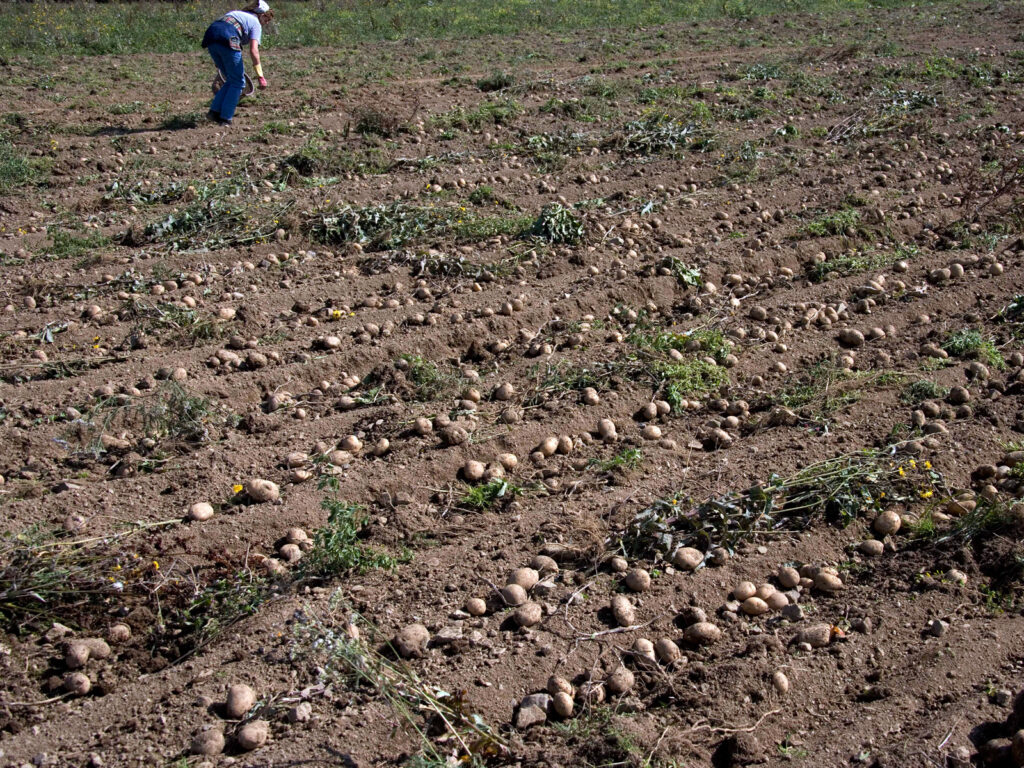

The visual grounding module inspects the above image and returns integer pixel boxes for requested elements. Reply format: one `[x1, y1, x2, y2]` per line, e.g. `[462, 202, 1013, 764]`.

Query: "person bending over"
[202, 0, 271, 126]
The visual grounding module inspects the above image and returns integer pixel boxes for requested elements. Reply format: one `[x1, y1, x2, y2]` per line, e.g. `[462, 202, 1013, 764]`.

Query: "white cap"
[255, 0, 270, 12]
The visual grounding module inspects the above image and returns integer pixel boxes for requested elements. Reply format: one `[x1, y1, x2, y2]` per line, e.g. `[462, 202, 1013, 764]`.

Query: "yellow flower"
[924, 461, 932, 469]
[152, 560, 160, 570]
[898, 467, 905, 477]
[232, 483, 244, 494]
[920, 489, 933, 499]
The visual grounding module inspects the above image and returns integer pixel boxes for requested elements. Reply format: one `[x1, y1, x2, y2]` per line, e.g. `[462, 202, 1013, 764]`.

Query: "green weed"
[301, 480, 398, 577]
[0, 138, 45, 193]
[593, 447, 643, 472]
[900, 379, 949, 404]
[41, 227, 110, 260]
[803, 207, 861, 237]
[942, 328, 1005, 369]
[460, 478, 521, 511]
[530, 203, 584, 244]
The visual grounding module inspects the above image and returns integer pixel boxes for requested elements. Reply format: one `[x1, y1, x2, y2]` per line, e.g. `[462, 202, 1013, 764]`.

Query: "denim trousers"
[208, 42, 244, 121]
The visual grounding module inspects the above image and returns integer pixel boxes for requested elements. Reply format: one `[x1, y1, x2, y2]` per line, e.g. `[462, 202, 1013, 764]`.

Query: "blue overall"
[203, 19, 245, 121]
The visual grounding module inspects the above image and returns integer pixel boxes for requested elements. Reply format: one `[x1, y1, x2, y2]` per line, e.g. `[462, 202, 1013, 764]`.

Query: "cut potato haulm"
[0, 0, 1024, 765]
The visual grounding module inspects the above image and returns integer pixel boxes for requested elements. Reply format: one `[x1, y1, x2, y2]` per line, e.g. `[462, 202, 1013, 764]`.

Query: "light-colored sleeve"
[251, 20, 262, 44]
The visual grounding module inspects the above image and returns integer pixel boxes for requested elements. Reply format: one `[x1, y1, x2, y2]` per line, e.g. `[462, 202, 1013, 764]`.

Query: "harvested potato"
[655, 637, 682, 665]
[188, 502, 215, 522]
[501, 583, 528, 606]
[64, 642, 91, 670]
[624, 568, 651, 592]
[683, 622, 721, 645]
[605, 665, 635, 696]
[672, 547, 703, 571]
[514, 602, 543, 627]
[64, 671, 91, 696]
[733, 581, 756, 601]
[510, 567, 540, 590]
[552, 691, 574, 718]
[226, 683, 256, 719]
[633, 637, 656, 661]
[236, 720, 269, 751]
[611, 595, 636, 627]
[465, 597, 487, 616]
[190, 728, 226, 756]
[873, 510, 901, 536]
[244, 478, 280, 503]
[741, 597, 769, 616]
[547, 676, 574, 697]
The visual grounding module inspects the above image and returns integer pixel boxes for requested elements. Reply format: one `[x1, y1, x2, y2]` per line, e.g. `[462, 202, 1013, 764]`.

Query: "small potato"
[611, 595, 636, 627]
[773, 670, 790, 695]
[538, 436, 559, 457]
[80, 638, 111, 660]
[465, 597, 487, 616]
[188, 502, 215, 522]
[624, 568, 651, 593]
[732, 581, 756, 601]
[190, 728, 226, 756]
[108, 623, 132, 644]
[741, 597, 769, 616]
[672, 547, 703, 571]
[547, 675, 574, 697]
[236, 720, 269, 751]
[226, 683, 256, 719]
[244, 478, 280, 503]
[463, 460, 486, 482]
[813, 571, 843, 593]
[552, 691, 574, 718]
[777, 566, 800, 589]
[64, 671, 91, 696]
[64, 642, 91, 670]
[633, 637, 656, 661]
[766, 591, 789, 611]
[655, 637, 682, 665]
[510, 567, 539, 591]
[754, 583, 776, 601]
[605, 665, 635, 696]
[873, 510, 901, 536]
[683, 622, 721, 645]
[514, 602, 543, 627]
[500, 583, 528, 606]
[498, 453, 519, 471]
[860, 539, 884, 556]
[530, 555, 558, 575]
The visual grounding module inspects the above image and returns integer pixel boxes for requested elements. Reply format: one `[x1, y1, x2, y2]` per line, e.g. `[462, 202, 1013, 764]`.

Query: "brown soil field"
[2, 3, 1024, 767]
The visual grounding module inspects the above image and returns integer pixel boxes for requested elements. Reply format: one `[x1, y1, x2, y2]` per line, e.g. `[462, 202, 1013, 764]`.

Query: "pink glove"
[258, 76, 268, 89]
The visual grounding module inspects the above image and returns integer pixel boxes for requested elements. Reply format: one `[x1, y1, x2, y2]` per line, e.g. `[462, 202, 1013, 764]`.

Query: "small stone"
[925, 618, 948, 638]
[287, 702, 312, 723]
